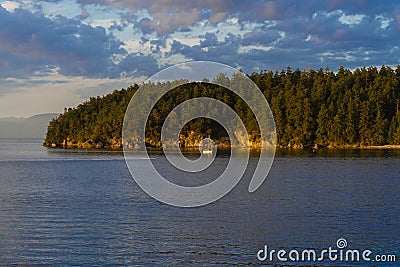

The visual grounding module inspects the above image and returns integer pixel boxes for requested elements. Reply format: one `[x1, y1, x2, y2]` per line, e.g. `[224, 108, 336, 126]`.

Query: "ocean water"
[0, 138, 399, 266]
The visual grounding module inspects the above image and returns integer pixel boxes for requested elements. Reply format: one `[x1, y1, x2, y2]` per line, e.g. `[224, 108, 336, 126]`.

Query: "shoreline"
[43, 143, 400, 150]
[361, 145, 400, 149]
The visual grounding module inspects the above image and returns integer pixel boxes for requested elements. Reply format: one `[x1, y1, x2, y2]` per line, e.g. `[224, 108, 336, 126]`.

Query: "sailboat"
[202, 148, 213, 155]
[201, 136, 214, 155]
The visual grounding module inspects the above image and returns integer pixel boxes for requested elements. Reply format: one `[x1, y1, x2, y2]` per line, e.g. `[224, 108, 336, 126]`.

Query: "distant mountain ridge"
[0, 113, 58, 138]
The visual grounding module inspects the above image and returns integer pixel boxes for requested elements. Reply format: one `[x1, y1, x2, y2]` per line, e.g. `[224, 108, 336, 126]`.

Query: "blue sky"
[1, 0, 400, 117]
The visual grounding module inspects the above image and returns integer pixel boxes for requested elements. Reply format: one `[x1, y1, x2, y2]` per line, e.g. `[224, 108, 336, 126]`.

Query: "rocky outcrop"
[46, 130, 267, 149]
[45, 137, 122, 149]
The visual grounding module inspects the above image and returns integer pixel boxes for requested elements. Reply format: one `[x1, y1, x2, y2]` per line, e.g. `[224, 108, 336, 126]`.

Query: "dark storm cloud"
[0, 4, 167, 80]
[78, 0, 300, 34]
[268, 8, 400, 70]
[200, 32, 218, 48]
[117, 53, 159, 77]
[242, 30, 281, 46]
[0, 5, 127, 78]
[77, 0, 399, 34]
[170, 33, 249, 69]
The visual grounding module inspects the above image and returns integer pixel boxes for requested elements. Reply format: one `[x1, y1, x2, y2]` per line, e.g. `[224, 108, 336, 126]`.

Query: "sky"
[1, 0, 400, 117]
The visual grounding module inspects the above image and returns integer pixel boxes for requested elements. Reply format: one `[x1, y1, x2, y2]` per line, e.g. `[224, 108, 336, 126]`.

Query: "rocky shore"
[44, 136, 400, 150]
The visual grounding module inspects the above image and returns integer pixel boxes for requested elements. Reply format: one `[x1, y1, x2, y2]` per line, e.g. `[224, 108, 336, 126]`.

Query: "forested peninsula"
[44, 66, 400, 149]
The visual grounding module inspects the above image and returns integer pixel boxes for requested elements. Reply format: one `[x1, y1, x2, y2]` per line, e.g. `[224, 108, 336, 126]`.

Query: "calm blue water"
[0, 139, 399, 266]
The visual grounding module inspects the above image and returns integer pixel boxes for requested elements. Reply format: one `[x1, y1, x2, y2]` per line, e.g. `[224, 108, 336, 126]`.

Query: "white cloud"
[121, 38, 192, 67]
[375, 15, 392, 29]
[170, 36, 202, 47]
[135, 8, 153, 20]
[85, 18, 116, 29]
[339, 13, 366, 25]
[187, 18, 272, 43]
[1, 1, 20, 12]
[237, 44, 273, 53]
[122, 40, 152, 55]
[40, 0, 82, 19]
[326, 10, 343, 18]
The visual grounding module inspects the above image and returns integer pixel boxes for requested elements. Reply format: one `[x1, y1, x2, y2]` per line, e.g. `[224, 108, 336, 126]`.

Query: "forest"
[44, 65, 400, 149]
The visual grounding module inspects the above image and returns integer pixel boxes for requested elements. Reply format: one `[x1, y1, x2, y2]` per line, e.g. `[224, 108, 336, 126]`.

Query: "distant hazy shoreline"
[0, 113, 58, 139]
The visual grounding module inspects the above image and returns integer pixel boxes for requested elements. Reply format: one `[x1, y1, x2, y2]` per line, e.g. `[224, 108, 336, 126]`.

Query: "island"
[43, 65, 400, 149]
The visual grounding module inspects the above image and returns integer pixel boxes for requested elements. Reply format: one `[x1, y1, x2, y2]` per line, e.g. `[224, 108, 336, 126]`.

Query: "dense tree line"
[45, 87, 137, 148]
[44, 65, 400, 148]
